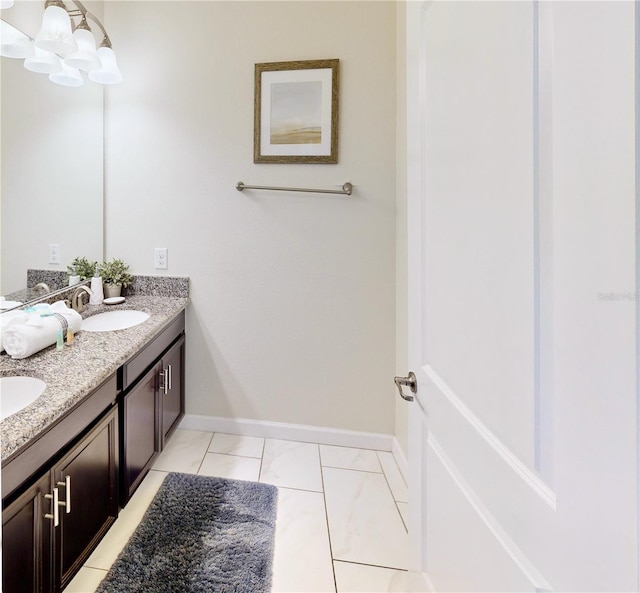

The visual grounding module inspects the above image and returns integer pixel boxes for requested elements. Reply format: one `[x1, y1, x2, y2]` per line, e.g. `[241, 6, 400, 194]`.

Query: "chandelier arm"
[68, 0, 112, 46]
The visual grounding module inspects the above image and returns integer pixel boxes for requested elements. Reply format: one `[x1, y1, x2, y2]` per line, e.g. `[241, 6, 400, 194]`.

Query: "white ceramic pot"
[103, 283, 122, 298]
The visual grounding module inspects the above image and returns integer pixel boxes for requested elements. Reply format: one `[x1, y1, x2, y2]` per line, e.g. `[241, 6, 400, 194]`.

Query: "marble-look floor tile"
[396, 502, 408, 531]
[320, 445, 382, 473]
[208, 432, 265, 458]
[152, 428, 212, 473]
[260, 439, 323, 492]
[272, 487, 336, 593]
[85, 470, 168, 570]
[323, 467, 408, 570]
[377, 451, 408, 502]
[198, 452, 261, 481]
[64, 567, 107, 593]
[334, 561, 408, 592]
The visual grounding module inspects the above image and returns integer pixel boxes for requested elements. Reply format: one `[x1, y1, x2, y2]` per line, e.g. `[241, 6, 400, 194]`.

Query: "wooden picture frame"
[254, 59, 339, 164]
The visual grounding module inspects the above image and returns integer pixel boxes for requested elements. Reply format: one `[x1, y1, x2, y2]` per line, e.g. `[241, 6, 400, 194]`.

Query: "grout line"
[194, 431, 215, 475]
[385, 450, 408, 488]
[377, 452, 408, 507]
[66, 566, 108, 593]
[395, 500, 408, 533]
[377, 450, 408, 504]
[82, 561, 110, 572]
[319, 454, 339, 593]
[257, 436, 267, 482]
[321, 464, 383, 474]
[318, 442, 389, 453]
[206, 450, 265, 460]
[373, 452, 409, 534]
[267, 484, 324, 495]
[377, 451, 398, 496]
[333, 559, 409, 573]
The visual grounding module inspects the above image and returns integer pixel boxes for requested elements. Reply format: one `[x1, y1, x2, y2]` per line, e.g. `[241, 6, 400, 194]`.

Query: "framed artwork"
[254, 59, 339, 164]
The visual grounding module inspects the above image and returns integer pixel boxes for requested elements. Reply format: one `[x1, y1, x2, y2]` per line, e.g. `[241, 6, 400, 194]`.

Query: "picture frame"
[254, 59, 339, 164]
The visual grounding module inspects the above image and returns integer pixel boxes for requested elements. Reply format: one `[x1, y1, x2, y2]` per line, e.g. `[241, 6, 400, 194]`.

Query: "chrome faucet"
[71, 286, 93, 313]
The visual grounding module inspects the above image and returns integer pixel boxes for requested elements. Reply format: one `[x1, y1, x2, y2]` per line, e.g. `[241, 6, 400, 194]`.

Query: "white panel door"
[405, 1, 638, 591]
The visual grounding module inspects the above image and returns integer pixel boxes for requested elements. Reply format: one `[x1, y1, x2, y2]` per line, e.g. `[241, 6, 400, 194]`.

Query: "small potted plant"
[67, 257, 97, 285]
[97, 258, 133, 298]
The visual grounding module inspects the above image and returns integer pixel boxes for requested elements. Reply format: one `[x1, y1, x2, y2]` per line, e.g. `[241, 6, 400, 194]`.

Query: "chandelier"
[0, 0, 122, 87]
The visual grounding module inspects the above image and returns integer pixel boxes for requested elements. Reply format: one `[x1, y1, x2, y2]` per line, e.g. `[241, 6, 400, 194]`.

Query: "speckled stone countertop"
[0, 295, 189, 461]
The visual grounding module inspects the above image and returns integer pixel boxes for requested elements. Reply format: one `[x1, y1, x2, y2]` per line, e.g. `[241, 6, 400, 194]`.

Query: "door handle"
[394, 372, 417, 402]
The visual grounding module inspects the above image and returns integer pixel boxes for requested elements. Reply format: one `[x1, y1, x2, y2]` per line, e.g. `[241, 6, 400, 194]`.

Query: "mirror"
[0, 1, 104, 301]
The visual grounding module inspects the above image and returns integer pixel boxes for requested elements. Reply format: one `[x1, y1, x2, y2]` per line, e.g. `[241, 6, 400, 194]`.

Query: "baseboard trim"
[179, 414, 394, 451]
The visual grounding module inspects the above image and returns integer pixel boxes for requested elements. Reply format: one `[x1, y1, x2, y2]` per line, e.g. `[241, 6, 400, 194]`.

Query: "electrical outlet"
[154, 247, 168, 270]
[49, 243, 61, 265]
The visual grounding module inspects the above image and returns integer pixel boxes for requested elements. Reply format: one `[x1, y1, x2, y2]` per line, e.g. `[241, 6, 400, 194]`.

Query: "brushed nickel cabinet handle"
[44, 488, 59, 527]
[160, 368, 169, 395]
[57, 475, 71, 514]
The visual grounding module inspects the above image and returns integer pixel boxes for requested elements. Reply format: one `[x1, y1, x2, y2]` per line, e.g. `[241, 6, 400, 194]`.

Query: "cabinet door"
[53, 406, 118, 592]
[161, 335, 185, 447]
[2, 472, 53, 593]
[121, 361, 162, 503]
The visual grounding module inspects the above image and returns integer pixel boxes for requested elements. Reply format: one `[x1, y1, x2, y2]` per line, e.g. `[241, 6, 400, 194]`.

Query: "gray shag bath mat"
[96, 473, 278, 593]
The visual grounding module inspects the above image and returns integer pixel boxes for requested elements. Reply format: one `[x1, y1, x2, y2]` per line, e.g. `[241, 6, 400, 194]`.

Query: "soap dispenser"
[89, 276, 104, 305]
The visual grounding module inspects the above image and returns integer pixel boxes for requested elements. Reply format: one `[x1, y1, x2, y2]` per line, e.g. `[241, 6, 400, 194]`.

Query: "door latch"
[394, 371, 417, 402]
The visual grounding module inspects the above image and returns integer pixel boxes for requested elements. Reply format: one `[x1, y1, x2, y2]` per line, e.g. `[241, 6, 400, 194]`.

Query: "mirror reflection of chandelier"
[0, 0, 122, 87]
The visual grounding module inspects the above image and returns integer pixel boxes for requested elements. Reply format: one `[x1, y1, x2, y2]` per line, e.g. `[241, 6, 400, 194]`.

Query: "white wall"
[104, 1, 398, 436]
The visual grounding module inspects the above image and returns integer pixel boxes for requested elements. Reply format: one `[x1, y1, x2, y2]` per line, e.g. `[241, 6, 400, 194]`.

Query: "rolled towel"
[0, 310, 29, 353]
[3, 301, 82, 359]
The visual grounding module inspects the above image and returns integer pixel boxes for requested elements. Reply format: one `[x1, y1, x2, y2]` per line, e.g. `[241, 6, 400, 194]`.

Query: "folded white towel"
[3, 301, 82, 359]
[0, 310, 29, 353]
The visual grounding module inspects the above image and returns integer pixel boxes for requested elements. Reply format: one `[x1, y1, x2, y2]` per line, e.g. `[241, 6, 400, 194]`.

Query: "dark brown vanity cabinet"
[2, 473, 53, 593]
[2, 404, 118, 593]
[120, 312, 185, 504]
[160, 335, 185, 446]
[120, 360, 162, 502]
[2, 309, 186, 591]
[54, 408, 119, 591]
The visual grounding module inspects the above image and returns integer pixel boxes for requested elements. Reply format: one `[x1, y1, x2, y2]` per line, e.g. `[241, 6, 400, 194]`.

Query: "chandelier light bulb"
[35, 2, 77, 56]
[88, 45, 122, 84]
[64, 24, 99, 71]
[49, 62, 84, 87]
[24, 46, 62, 74]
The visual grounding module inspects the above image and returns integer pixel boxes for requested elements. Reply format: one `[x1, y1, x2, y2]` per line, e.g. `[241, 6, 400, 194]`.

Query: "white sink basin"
[81, 310, 150, 332]
[1, 376, 47, 420]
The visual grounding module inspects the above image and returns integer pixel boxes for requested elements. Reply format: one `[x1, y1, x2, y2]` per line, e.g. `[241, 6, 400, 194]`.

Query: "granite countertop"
[0, 295, 189, 461]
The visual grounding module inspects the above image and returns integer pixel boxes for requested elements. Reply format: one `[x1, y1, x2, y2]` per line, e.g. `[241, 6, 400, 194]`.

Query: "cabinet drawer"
[120, 310, 185, 391]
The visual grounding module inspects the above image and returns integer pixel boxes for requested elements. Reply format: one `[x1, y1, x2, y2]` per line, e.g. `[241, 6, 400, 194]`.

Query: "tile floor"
[65, 429, 410, 593]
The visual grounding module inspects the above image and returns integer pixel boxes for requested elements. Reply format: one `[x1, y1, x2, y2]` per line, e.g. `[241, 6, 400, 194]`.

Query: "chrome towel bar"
[236, 181, 353, 196]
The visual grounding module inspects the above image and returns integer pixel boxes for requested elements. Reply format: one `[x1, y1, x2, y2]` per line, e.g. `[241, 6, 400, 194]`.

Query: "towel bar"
[235, 181, 353, 196]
